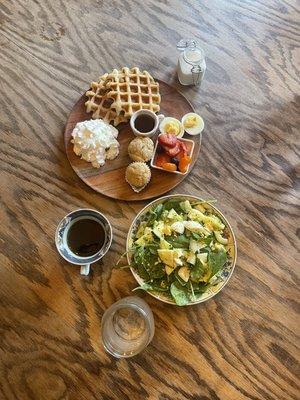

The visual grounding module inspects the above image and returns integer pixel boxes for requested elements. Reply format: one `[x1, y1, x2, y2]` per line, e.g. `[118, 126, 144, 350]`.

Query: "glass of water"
[101, 296, 155, 358]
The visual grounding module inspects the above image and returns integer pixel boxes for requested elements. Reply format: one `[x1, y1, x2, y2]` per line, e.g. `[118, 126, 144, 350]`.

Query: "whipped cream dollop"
[71, 119, 119, 168]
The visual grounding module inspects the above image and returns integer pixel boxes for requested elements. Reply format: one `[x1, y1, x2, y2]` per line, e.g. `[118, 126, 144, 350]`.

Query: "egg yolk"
[184, 116, 198, 128]
[164, 122, 180, 135]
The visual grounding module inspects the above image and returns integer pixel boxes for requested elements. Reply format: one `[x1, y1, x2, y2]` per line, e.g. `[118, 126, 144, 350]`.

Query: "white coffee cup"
[55, 209, 112, 275]
[130, 109, 164, 137]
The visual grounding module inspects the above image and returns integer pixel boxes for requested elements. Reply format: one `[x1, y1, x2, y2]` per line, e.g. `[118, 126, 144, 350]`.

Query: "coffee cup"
[130, 109, 164, 137]
[55, 209, 112, 275]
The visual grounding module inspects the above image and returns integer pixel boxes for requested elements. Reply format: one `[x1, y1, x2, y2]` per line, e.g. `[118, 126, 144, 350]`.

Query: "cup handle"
[158, 114, 164, 122]
[80, 264, 90, 276]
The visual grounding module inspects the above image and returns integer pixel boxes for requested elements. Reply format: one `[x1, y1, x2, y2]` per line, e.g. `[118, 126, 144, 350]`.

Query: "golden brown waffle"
[85, 74, 127, 126]
[105, 67, 161, 118]
[85, 67, 160, 126]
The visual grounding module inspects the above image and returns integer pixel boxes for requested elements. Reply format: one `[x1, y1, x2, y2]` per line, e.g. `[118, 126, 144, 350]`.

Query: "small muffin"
[125, 162, 151, 192]
[128, 137, 154, 162]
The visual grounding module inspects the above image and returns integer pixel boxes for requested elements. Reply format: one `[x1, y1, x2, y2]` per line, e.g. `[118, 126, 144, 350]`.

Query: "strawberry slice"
[176, 141, 189, 160]
[179, 140, 188, 153]
[158, 134, 178, 148]
[165, 142, 181, 157]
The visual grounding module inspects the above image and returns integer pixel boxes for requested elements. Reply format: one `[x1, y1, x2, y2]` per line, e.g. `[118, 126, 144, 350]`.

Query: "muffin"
[125, 162, 151, 192]
[128, 137, 154, 162]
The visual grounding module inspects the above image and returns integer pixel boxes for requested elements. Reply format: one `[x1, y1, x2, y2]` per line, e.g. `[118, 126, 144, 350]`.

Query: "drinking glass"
[101, 296, 155, 358]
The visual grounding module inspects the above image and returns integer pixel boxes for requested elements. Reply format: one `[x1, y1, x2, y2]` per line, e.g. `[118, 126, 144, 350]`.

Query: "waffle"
[85, 74, 127, 126]
[105, 67, 161, 118]
[85, 67, 160, 126]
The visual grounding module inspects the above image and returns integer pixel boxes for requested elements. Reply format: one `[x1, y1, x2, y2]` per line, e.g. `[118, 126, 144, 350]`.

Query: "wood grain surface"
[64, 80, 200, 201]
[0, 0, 299, 399]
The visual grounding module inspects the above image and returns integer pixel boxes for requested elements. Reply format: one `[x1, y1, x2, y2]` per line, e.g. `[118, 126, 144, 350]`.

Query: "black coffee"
[134, 114, 155, 133]
[67, 218, 105, 257]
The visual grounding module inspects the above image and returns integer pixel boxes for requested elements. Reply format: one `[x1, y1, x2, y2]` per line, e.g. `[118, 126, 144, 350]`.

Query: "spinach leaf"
[150, 262, 165, 279]
[136, 264, 150, 281]
[152, 278, 170, 290]
[170, 281, 190, 306]
[147, 242, 160, 254]
[190, 258, 205, 282]
[174, 268, 188, 286]
[192, 292, 206, 301]
[167, 272, 177, 283]
[191, 199, 217, 207]
[199, 246, 211, 253]
[166, 234, 190, 249]
[132, 244, 166, 282]
[202, 234, 214, 245]
[191, 282, 209, 293]
[162, 199, 183, 214]
[147, 203, 164, 226]
[133, 246, 144, 265]
[133, 281, 169, 293]
[208, 249, 227, 277]
[188, 281, 210, 302]
[134, 246, 155, 265]
[191, 232, 201, 240]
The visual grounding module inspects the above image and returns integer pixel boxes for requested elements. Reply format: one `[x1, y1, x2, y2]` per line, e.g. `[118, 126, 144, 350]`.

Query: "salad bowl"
[126, 194, 237, 305]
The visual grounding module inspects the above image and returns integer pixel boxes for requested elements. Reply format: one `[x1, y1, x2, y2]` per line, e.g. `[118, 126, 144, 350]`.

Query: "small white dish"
[150, 137, 194, 175]
[181, 113, 204, 135]
[159, 117, 184, 138]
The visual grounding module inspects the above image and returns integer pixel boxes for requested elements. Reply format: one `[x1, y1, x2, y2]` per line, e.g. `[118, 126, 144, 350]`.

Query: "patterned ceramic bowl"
[126, 194, 237, 305]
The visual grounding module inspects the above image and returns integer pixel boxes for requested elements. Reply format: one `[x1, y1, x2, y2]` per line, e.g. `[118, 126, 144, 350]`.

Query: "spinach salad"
[127, 198, 232, 305]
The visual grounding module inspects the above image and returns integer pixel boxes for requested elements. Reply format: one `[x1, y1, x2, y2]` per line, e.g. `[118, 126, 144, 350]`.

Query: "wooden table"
[0, 1, 299, 399]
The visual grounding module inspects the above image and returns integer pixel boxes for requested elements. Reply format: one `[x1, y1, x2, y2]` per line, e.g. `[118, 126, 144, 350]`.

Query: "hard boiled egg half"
[159, 117, 184, 138]
[182, 113, 204, 135]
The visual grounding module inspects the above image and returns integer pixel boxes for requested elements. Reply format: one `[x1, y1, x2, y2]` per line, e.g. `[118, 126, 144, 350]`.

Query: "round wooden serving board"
[64, 80, 200, 201]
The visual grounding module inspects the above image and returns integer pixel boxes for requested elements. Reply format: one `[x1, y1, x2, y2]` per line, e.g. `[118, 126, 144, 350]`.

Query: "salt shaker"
[177, 39, 206, 87]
